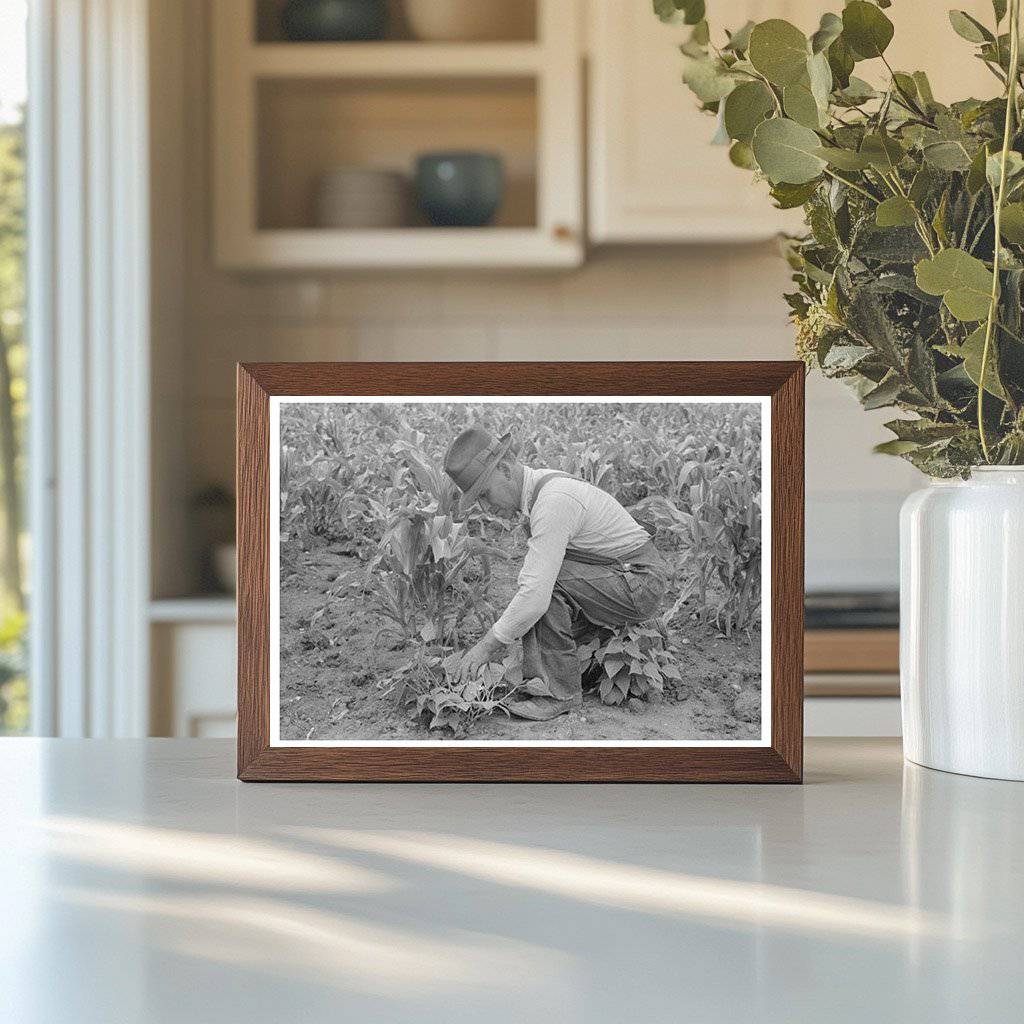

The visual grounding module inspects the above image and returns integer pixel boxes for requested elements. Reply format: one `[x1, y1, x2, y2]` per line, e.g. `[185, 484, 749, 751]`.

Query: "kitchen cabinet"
[587, 0, 999, 244]
[211, 0, 583, 269]
[587, 1, 811, 243]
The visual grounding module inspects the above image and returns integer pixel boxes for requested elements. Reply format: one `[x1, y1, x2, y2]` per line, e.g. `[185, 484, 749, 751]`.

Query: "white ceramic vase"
[900, 467, 1024, 780]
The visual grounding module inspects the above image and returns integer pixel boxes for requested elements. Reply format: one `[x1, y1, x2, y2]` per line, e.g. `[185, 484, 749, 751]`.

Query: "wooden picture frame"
[237, 362, 804, 782]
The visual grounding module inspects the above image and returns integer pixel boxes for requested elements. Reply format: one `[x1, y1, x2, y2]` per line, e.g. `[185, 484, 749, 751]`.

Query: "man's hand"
[455, 631, 505, 685]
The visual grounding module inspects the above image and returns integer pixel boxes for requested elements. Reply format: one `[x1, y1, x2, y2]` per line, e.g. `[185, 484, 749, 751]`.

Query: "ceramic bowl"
[315, 168, 409, 228]
[403, 0, 534, 42]
[415, 152, 504, 228]
[281, 0, 388, 42]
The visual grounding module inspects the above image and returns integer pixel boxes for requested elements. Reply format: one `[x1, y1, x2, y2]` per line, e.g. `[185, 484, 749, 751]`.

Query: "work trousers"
[521, 540, 668, 701]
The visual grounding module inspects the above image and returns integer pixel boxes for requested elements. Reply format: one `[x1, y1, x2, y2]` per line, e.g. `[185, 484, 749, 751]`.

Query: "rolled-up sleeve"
[490, 491, 586, 643]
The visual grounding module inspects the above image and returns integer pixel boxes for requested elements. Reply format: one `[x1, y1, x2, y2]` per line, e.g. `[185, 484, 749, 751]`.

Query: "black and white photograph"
[270, 396, 769, 746]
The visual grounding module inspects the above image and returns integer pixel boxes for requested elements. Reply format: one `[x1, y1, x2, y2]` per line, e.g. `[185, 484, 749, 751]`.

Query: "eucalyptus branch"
[750, 68, 783, 116]
[979, 0, 1021, 462]
[880, 54, 930, 120]
[822, 167, 880, 204]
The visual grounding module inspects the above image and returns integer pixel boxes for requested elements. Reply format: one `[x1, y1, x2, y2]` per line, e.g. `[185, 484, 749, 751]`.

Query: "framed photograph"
[237, 362, 803, 782]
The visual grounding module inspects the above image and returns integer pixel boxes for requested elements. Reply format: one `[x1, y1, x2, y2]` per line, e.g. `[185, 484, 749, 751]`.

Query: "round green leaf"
[770, 179, 820, 209]
[999, 202, 1024, 243]
[842, 1, 894, 59]
[958, 325, 1007, 398]
[783, 83, 821, 129]
[723, 81, 775, 143]
[752, 117, 827, 184]
[914, 249, 994, 321]
[875, 196, 918, 228]
[828, 34, 855, 88]
[729, 140, 758, 170]
[681, 55, 736, 103]
[748, 19, 809, 86]
[923, 141, 973, 171]
[811, 12, 843, 54]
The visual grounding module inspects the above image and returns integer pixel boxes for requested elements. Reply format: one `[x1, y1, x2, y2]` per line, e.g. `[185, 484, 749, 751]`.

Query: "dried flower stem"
[979, 0, 1021, 462]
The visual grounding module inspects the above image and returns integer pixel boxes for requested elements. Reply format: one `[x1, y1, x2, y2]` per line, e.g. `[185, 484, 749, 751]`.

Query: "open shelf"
[249, 42, 544, 78]
[257, 76, 537, 232]
[254, 0, 538, 45]
[222, 227, 578, 269]
[213, 0, 581, 268]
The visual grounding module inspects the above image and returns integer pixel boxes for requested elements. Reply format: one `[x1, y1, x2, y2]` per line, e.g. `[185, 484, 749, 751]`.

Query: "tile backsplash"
[171, 247, 917, 594]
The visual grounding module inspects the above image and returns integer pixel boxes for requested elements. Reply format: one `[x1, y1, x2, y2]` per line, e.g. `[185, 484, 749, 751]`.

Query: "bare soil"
[279, 543, 762, 743]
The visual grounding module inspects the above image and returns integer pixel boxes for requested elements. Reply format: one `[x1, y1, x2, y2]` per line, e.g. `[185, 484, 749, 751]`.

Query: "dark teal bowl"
[280, 0, 388, 42]
[415, 153, 505, 228]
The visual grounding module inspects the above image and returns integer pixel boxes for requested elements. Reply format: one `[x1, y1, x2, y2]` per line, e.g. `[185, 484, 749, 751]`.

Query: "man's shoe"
[507, 696, 580, 721]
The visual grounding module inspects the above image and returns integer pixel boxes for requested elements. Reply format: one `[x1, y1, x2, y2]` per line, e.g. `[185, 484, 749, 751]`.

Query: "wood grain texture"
[236, 366, 271, 776]
[236, 361, 805, 783]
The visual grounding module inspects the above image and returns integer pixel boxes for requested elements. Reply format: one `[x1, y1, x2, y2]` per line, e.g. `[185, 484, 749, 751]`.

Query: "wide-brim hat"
[443, 426, 513, 512]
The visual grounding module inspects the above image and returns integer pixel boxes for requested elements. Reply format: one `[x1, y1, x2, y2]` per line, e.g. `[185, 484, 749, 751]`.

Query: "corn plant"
[365, 504, 503, 646]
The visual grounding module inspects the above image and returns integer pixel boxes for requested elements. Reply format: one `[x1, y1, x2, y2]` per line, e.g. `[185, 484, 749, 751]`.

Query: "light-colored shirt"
[490, 466, 650, 644]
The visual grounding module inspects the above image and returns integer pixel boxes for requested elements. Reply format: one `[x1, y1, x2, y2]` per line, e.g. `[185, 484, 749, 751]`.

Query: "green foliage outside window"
[0, 111, 28, 733]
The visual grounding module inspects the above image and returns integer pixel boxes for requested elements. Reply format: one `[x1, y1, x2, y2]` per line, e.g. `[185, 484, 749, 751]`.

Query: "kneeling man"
[444, 426, 668, 721]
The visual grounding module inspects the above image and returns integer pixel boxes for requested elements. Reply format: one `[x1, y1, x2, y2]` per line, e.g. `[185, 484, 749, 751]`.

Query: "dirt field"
[278, 540, 763, 743]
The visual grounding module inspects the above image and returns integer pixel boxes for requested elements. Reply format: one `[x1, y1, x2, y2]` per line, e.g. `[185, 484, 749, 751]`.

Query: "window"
[0, 0, 28, 734]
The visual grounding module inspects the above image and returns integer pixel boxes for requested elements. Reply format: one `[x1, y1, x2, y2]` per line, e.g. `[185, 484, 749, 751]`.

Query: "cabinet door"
[588, 1, 814, 243]
[588, 1, 1003, 245]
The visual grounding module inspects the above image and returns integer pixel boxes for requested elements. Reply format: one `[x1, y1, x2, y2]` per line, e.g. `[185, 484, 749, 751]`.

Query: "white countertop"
[2, 738, 1021, 1023]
